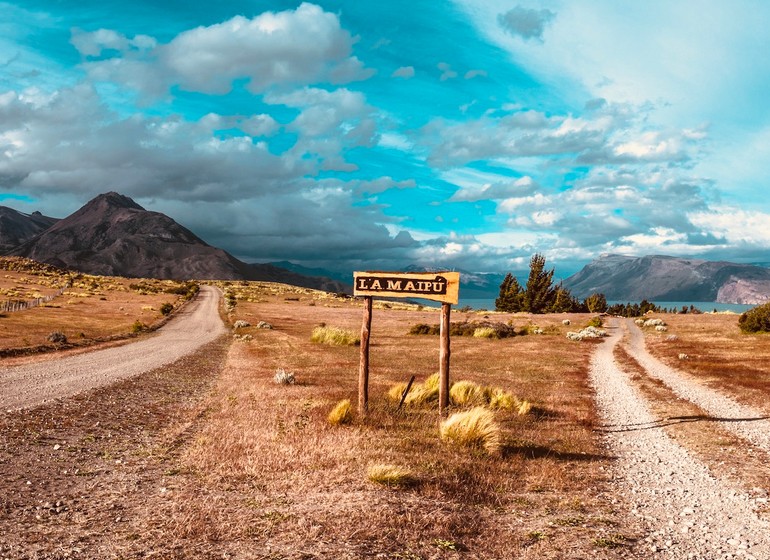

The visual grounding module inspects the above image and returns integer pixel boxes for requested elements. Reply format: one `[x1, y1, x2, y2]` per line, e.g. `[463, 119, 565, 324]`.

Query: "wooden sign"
[353, 271, 460, 304]
[355, 270, 459, 417]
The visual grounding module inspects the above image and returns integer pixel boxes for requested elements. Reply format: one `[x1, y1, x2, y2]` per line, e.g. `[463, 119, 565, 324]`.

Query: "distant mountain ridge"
[5, 192, 348, 292]
[564, 254, 770, 305]
[0, 207, 58, 253]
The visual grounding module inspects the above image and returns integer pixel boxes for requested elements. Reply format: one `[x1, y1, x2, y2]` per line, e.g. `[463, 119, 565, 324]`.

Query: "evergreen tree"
[523, 253, 556, 313]
[584, 292, 608, 313]
[495, 272, 523, 312]
[550, 284, 576, 313]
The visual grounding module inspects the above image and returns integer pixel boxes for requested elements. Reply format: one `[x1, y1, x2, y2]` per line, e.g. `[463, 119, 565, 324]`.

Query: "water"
[454, 298, 755, 313]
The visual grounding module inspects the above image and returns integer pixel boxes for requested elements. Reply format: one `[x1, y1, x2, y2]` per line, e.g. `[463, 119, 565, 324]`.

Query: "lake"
[453, 298, 756, 314]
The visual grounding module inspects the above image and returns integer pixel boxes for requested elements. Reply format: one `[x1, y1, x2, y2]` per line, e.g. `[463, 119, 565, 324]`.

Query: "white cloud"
[81, 3, 374, 97]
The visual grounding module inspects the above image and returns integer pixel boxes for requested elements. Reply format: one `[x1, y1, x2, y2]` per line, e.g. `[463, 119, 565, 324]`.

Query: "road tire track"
[591, 318, 770, 559]
[0, 286, 226, 410]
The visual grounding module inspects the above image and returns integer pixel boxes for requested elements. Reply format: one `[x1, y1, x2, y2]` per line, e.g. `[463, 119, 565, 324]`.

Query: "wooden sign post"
[353, 271, 460, 416]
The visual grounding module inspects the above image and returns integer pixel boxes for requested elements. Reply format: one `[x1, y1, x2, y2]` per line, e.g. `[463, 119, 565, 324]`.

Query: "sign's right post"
[439, 301, 451, 416]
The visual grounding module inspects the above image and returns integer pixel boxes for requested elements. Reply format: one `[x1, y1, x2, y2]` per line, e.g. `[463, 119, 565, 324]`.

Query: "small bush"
[367, 464, 415, 487]
[274, 368, 296, 385]
[449, 381, 487, 406]
[409, 321, 515, 338]
[328, 399, 353, 425]
[473, 327, 498, 339]
[131, 320, 147, 333]
[160, 302, 174, 316]
[311, 326, 360, 346]
[233, 320, 251, 329]
[440, 407, 502, 455]
[739, 302, 770, 333]
[586, 316, 603, 328]
[403, 374, 440, 405]
[46, 331, 67, 344]
[388, 382, 409, 401]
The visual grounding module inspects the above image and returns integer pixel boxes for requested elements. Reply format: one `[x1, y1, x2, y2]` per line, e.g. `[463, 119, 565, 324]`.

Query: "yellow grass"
[328, 399, 353, 425]
[449, 380, 487, 406]
[440, 407, 503, 455]
[310, 325, 360, 346]
[367, 464, 415, 486]
[0, 257, 195, 352]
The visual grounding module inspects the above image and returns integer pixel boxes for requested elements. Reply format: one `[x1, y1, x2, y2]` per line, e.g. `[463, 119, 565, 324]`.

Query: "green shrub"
[131, 320, 147, 333]
[586, 316, 604, 328]
[739, 302, 770, 333]
[159, 302, 174, 316]
[311, 326, 360, 346]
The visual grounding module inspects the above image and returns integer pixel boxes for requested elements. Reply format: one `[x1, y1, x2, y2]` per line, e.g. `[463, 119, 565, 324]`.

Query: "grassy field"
[0, 257, 197, 355]
[158, 281, 635, 558]
[7, 267, 770, 557]
[641, 312, 770, 411]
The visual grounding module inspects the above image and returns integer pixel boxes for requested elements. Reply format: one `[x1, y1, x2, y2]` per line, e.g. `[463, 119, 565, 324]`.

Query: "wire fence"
[1, 282, 71, 313]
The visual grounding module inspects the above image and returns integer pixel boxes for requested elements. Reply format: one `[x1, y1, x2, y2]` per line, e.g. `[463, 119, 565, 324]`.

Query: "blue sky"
[2, 1, 770, 278]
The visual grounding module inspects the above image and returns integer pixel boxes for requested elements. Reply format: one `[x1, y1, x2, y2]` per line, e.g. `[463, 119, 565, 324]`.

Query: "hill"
[7, 192, 347, 292]
[563, 254, 770, 304]
[0, 207, 58, 253]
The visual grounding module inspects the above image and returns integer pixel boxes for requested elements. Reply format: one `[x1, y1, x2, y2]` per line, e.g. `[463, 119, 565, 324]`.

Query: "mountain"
[401, 264, 512, 300]
[564, 254, 770, 304]
[8, 192, 348, 292]
[0, 207, 58, 253]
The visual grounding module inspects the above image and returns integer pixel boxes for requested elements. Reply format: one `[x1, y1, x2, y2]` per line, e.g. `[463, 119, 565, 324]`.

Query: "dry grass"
[440, 406, 503, 455]
[642, 312, 770, 411]
[155, 285, 635, 558]
[310, 324, 361, 346]
[328, 398, 354, 425]
[614, 341, 770, 520]
[367, 464, 415, 486]
[0, 257, 194, 354]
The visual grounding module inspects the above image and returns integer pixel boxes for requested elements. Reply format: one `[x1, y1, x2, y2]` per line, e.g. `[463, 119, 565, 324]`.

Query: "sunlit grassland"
[159, 281, 632, 558]
[641, 312, 770, 411]
[0, 257, 195, 352]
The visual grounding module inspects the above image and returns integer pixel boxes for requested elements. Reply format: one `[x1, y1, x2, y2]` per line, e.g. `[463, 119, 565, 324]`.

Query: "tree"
[495, 272, 523, 312]
[584, 292, 608, 313]
[550, 284, 577, 313]
[523, 253, 556, 313]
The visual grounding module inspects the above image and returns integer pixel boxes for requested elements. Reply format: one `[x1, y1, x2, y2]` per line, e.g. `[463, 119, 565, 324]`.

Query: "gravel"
[590, 318, 770, 559]
[0, 285, 226, 410]
[623, 318, 770, 453]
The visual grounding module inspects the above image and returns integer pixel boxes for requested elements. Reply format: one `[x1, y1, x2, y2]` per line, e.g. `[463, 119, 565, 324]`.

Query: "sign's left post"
[358, 295, 373, 415]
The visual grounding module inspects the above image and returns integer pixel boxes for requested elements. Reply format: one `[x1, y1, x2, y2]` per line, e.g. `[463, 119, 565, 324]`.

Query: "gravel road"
[0, 285, 226, 410]
[591, 318, 770, 559]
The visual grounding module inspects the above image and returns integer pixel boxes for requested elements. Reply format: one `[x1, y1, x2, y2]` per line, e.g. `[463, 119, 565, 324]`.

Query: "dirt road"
[0, 286, 226, 410]
[592, 318, 770, 559]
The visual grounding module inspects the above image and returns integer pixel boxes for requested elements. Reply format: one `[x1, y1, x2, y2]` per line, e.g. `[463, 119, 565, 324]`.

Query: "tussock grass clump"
[403, 373, 440, 405]
[473, 327, 498, 339]
[388, 382, 408, 401]
[367, 464, 415, 487]
[311, 326, 360, 346]
[409, 321, 516, 339]
[449, 380, 487, 406]
[328, 399, 353, 426]
[440, 407, 502, 455]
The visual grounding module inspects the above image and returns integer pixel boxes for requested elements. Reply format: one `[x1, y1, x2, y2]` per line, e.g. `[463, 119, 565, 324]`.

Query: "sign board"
[353, 271, 460, 304]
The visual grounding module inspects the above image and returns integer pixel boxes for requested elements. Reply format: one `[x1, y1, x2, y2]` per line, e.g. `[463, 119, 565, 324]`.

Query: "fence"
[1, 283, 71, 314]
